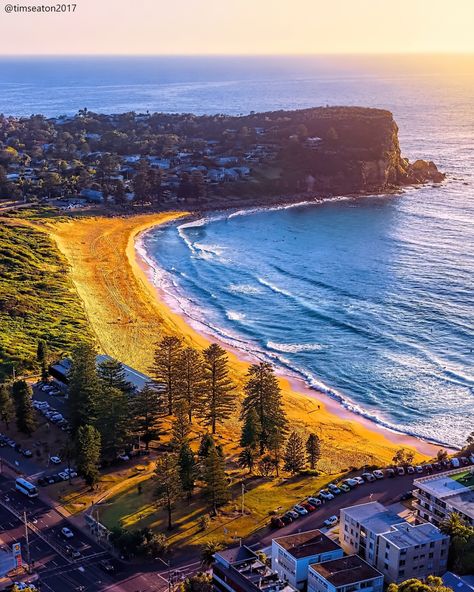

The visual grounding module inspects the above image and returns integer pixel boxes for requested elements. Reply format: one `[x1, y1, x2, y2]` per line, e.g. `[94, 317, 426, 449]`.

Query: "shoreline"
[133, 211, 446, 457]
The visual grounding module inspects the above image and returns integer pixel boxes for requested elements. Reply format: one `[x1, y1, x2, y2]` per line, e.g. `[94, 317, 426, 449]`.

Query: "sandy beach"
[46, 212, 442, 469]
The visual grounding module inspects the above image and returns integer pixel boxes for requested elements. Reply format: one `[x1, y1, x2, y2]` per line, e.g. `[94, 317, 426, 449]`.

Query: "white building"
[340, 502, 449, 583]
[413, 468, 474, 527]
[308, 555, 383, 592]
[271, 530, 343, 590]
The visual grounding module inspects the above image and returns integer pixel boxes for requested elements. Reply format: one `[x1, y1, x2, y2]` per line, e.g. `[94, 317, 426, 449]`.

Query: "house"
[271, 530, 343, 590]
[340, 502, 450, 583]
[213, 545, 296, 592]
[413, 468, 474, 527]
[307, 555, 383, 592]
[442, 572, 474, 592]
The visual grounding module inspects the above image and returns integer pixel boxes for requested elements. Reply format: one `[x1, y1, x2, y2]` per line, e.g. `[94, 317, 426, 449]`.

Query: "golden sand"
[45, 213, 440, 469]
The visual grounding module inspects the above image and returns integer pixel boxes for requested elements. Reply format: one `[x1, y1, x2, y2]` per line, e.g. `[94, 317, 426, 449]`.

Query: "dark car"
[400, 491, 414, 501]
[14, 443, 22, 453]
[281, 512, 294, 525]
[65, 544, 81, 559]
[270, 516, 285, 529]
[99, 560, 116, 573]
[37, 477, 48, 487]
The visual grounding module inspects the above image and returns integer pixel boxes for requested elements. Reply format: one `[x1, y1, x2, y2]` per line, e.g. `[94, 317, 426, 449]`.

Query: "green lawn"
[451, 470, 474, 488]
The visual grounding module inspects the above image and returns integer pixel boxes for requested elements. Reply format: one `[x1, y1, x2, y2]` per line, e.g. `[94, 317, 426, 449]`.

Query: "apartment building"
[271, 530, 344, 590]
[413, 468, 474, 527]
[340, 502, 449, 583]
[307, 555, 383, 592]
[213, 545, 296, 592]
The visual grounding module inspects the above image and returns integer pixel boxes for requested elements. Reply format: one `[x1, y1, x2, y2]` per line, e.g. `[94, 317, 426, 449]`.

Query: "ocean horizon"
[2, 55, 472, 448]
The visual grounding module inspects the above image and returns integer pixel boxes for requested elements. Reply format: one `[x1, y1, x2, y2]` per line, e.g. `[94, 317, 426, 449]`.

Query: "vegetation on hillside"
[0, 221, 93, 379]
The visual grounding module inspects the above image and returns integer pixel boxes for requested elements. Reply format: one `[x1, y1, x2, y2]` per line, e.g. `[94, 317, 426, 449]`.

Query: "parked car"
[342, 478, 359, 488]
[37, 477, 48, 487]
[385, 468, 396, 478]
[117, 453, 130, 462]
[61, 527, 74, 539]
[353, 476, 365, 486]
[301, 502, 317, 512]
[328, 483, 342, 494]
[58, 472, 69, 481]
[287, 510, 299, 520]
[270, 516, 285, 529]
[433, 462, 442, 470]
[99, 560, 116, 574]
[50, 456, 61, 464]
[22, 449, 32, 458]
[294, 504, 308, 516]
[373, 470, 384, 479]
[323, 515, 339, 528]
[281, 513, 294, 525]
[319, 489, 335, 501]
[400, 491, 414, 501]
[407, 466, 415, 474]
[424, 463, 433, 473]
[450, 458, 460, 468]
[397, 466, 405, 476]
[415, 466, 424, 473]
[307, 496, 322, 506]
[65, 544, 81, 558]
[338, 482, 351, 492]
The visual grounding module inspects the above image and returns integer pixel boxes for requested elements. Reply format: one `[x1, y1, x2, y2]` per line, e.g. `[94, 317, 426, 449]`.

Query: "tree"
[203, 442, 229, 514]
[171, 401, 191, 449]
[68, 343, 101, 433]
[201, 344, 235, 434]
[392, 448, 415, 466]
[36, 339, 49, 381]
[440, 512, 474, 573]
[96, 386, 130, 460]
[178, 441, 196, 500]
[268, 429, 286, 477]
[180, 572, 212, 592]
[177, 347, 204, 422]
[154, 453, 183, 530]
[240, 407, 261, 450]
[130, 384, 162, 449]
[284, 431, 306, 474]
[200, 540, 223, 568]
[464, 431, 474, 453]
[238, 447, 257, 474]
[76, 424, 101, 488]
[152, 336, 183, 415]
[436, 449, 448, 462]
[97, 357, 133, 394]
[306, 433, 321, 470]
[387, 577, 454, 592]
[198, 433, 216, 458]
[12, 380, 36, 435]
[0, 383, 14, 429]
[241, 363, 287, 454]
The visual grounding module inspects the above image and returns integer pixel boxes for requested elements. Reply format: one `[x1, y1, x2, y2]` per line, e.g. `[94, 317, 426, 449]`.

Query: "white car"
[50, 456, 61, 464]
[61, 527, 74, 539]
[307, 496, 322, 506]
[294, 504, 308, 516]
[343, 478, 359, 488]
[415, 466, 424, 473]
[353, 476, 365, 485]
[58, 472, 69, 481]
[362, 472, 375, 482]
[373, 470, 384, 479]
[406, 466, 415, 474]
[323, 515, 339, 528]
[319, 490, 335, 501]
[397, 466, 405, 476]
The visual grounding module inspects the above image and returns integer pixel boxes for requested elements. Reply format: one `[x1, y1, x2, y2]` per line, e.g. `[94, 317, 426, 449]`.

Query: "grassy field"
[0, 219, 94, 379]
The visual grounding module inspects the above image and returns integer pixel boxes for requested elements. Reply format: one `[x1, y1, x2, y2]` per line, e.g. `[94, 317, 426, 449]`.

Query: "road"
[0, 474, 195, 592]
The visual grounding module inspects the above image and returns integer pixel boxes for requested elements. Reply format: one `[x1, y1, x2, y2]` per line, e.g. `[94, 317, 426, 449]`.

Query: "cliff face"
[245, 106, 445, 195]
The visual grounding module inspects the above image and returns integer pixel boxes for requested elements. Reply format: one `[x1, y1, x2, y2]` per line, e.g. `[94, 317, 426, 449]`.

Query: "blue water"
[1, 55, 472, 447]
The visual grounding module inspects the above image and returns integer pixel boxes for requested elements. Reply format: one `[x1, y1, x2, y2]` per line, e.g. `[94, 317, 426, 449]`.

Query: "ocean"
[2, 55, 472, 447]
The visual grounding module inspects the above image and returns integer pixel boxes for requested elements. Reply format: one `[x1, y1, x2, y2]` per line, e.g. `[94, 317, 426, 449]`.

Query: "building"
[271, 530, 343, 590]
[442, 572, 474, 592]
[307, 555, 383, 592]
[340, 502, 449, 583]
[213, 545, 296, 592]
[413, 468, 474, 527]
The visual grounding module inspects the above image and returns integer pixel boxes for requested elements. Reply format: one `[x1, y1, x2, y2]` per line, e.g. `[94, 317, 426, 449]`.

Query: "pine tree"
[36, 339, 49, 381]
[268, 430, 285, 477]
[76, 424, 101, 488]
[171, 401, 191, 449]
[241, 363, 288, 454]
[68, 343, 101, 433]
[154, 453, 183, 529]
[151, 336, 183, 415]
[306, 433, 321, 470]
[12, 380, 36, 435]
[201, 344, 235, 434]
[97, 357, 133, 394]
[238, 447, 257, 474]
[129, 384, 162, 449]
[0, 383, 14, 430]
[198, 433, 215, 458]
[178, 441, 196, 500]
[283, 431, 306, 474]
[203, 442, 229, 514]
[96, 386, 130, 460]
[240, 407, 261, 449]
[177, 347, 204, 422]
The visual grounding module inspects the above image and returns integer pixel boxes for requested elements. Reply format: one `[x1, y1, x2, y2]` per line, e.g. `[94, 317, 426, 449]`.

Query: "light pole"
[23, 511, 31, 573]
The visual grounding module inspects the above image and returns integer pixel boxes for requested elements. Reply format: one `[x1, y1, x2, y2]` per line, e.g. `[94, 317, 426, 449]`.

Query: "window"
[399, 560, 405, 567]
[399, 570, 405, 577]
[430, 542, 435, 548]
[429, 553, 433, 559]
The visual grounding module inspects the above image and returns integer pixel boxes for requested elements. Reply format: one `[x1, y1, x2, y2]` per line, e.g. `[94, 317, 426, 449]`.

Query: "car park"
[61, 527, 74, 539]
[293, 504, 308, 516]
[373, 470, 384, 479]
[323, 515, 339, 528]
[307, 496, 322, 506]
[328, 483, 342, 494]
[319, 489, 335, 501]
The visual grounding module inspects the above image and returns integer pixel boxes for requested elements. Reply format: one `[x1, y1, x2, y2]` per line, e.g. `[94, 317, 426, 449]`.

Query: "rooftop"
[414, 468, 474, 518]
[380, 521, 448, 549]
[341, 502, 404, 534]
[215, 545, 257, 566]
[273, 529, 341, 559]
[446, 490, 474, 519]
[310, 555, 382, 587]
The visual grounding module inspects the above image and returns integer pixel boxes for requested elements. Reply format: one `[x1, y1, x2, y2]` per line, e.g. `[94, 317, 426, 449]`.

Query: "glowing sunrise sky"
[1, 0, 473, 55]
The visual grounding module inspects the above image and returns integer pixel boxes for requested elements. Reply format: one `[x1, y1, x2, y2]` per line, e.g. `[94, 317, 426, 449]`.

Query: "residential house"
[307, 555, 383, 592]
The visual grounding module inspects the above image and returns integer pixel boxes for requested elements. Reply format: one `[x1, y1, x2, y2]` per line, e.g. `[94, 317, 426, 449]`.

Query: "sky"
[0, 0, 473, 55]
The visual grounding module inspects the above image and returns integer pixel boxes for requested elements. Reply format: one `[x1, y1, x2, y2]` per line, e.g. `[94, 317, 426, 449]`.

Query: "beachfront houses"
[271, 530, 343, 590]
[413, 467, 474, 527]
[340, 502, 450, 583]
